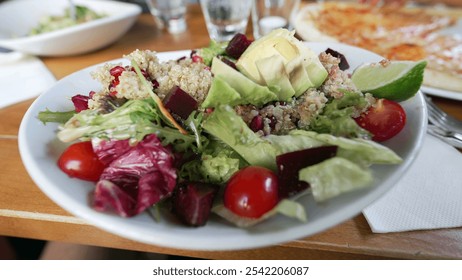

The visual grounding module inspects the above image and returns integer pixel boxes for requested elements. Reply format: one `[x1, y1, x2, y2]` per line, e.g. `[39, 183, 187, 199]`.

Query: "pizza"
[293, 2, 462, 92]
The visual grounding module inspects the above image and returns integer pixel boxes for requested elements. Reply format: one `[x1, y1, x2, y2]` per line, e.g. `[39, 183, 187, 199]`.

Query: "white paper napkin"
[363, 134, 462, 233]
[0, 51, 56, 109]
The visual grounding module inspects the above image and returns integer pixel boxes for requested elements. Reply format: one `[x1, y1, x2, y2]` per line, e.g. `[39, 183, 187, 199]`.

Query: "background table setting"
[1, 0, 462, 259]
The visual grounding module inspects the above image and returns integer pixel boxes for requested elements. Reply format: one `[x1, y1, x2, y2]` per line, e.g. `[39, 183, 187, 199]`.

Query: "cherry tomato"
[354, 98, 406, 142]
[224, 166, 279, 218]
[57, 141, 106, 182]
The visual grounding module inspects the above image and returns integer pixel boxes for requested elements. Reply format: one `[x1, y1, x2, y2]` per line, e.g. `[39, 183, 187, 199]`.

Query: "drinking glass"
[145, 0, 187, 34]
[252, 0, 301, 39]
[199, 0, 252, 42]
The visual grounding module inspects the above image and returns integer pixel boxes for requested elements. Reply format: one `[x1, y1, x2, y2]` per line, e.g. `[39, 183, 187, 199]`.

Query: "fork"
[425, 96, 462, 135]
[427, 124, 462, 149]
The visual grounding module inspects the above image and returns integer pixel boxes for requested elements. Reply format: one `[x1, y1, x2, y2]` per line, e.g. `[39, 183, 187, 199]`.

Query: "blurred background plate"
[0, 0, 141, 56]
[292, 1, 462, 100]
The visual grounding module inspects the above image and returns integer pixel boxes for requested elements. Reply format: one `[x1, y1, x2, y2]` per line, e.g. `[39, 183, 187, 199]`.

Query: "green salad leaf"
[57, 98, 196, 152]
[213, 198, 307, 228]
[180, 140, 245, 184]
[201, 105, 278, 170]
[308, 91, 371, 138]
[197, 40, 228, 66]
[299, 157, 373, 202]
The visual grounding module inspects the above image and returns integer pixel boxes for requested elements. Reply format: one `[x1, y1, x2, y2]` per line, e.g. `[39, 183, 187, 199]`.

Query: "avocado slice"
[211, 57, 277, 107]
[256, 55, 295, 101]
[304, 53, 329, 89]
[236, 28, 328, 97]
[201, 76, 242, 108]
[236, 29, 289, 84]
[286, 57, 312, 97]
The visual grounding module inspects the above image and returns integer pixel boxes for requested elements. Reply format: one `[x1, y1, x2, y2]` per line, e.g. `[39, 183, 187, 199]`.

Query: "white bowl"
[18, 43, 427, 251]
[0, 0, 142, 56]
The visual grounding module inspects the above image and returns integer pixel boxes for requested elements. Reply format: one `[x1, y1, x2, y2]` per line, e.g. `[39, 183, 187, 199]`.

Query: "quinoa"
[88, 49, 213, 110]
[318, 52, 359, 99]
[152, 58, 213, 103]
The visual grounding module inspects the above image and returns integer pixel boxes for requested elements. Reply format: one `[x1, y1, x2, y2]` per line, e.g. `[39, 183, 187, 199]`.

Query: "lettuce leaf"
[299, 157, 373, 202]
[308, 91, 371, 139]
[201, 105, 402, 173]
[201, 105, 278, 170]
[212, 199, 307, 228]
[197, 40, 228, 66]
[180, 140, 246, 184]
[289, 130, 402, 166]
[57, 98, 197, 152]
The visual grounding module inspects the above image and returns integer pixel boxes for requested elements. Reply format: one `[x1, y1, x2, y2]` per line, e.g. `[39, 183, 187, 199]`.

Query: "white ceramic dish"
[0, 0, 141, 56]
[18, 43, 427, 251]
[292, 4, 462, 100]
[421, 86, 462, 101]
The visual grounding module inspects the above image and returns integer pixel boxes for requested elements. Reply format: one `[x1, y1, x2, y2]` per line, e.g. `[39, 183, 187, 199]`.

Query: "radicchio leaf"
[93, 180, 137, 218]
[92, 134, 177, 217]
[92, 138, 133, 165]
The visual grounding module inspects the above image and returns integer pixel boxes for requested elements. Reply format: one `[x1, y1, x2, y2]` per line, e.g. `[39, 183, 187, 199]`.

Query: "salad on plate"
[37, 29, 425, 228]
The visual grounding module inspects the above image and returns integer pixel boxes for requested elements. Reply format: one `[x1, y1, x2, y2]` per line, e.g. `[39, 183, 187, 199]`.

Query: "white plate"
[0, 0, 141, 56]
[18, 43, 427, 251]
[421, 86, 462, 101]
[292, 4, 462, 100]
[421, 17, 462, 100]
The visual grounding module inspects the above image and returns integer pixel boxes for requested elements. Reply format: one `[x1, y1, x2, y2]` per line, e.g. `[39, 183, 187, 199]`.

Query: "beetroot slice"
[163, 86, 198, 119]
[225, 33, 252, 59]
[276, 146, 338, 198]
[172, 182, 218, 227]
[325, 48, 350, 70]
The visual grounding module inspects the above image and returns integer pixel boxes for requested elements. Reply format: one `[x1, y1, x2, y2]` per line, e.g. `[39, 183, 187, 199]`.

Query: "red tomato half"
[354, 99, 406, 142]
[224, 166, 279, 219]
[58, 141, 106, 182]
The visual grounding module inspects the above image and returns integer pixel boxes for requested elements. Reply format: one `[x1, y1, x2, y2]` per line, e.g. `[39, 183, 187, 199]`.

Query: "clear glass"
[145, 0, 187, 34]
[252, 0, 301, 39]
[199, 0, 252, 42]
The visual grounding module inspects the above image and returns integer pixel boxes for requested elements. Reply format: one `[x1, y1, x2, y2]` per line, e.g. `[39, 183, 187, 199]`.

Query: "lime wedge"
[351, 60, 427, 101]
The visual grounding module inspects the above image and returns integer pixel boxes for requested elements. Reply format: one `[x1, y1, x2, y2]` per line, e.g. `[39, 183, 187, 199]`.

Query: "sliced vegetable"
[131, 59, 188, 135]
[325, 48, 349, 70]
[225, 33, 253, 59]
[163, 86, 198, 119]
[276, 146, 338, 198]
[289, 130, 403, 166]
[172, 182, 218, 227]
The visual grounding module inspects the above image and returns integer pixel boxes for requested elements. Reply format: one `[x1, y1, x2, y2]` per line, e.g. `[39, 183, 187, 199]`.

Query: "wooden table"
[1, 4, 462, 260]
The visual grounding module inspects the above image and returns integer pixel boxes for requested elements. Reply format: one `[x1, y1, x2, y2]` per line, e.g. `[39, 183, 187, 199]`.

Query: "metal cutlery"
[424, 97, 462, 148]
[427, 124, 462, 149]
[425, 96, 462, 135]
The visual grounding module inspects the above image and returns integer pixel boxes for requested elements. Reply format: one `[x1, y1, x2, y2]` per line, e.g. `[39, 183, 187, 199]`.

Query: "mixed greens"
[29, 5, 106, 35]
[38, 29, 417, 228]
